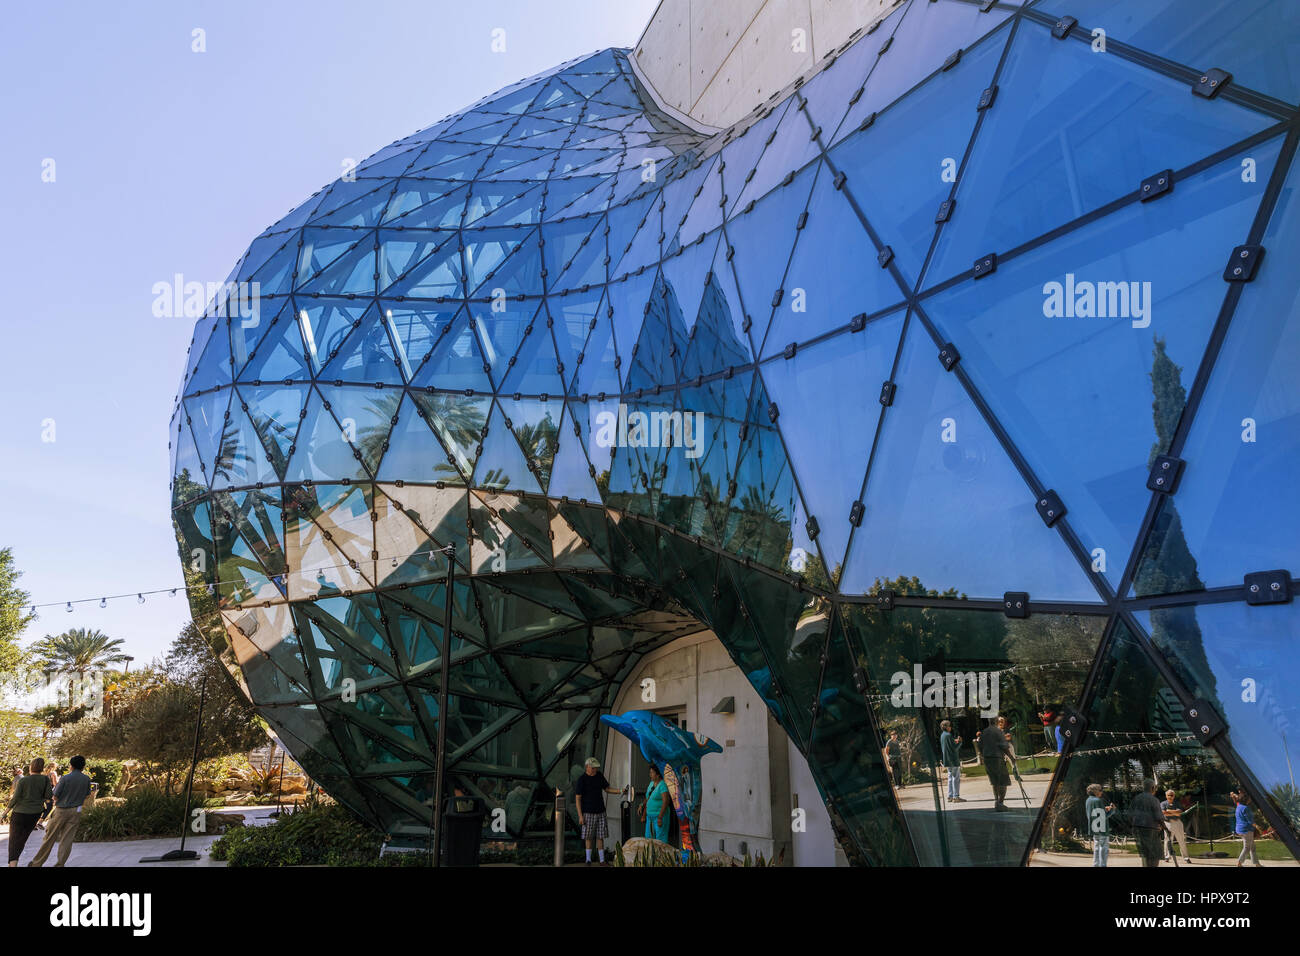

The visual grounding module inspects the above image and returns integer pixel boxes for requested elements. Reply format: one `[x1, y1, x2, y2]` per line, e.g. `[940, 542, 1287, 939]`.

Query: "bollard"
[554, 788, 564, 867]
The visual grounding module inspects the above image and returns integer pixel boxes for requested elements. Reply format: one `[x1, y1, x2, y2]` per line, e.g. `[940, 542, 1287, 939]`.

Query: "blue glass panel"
[1035, 0, 1300, 105]
[659, 232, 719, 337]
[734, 100, 822, 211]
[829, 33, 1003, 285]
[184, 390, 231, 483]
[285, 387, 367, 482]
[1136, 602, 1300, 837]
[500, 321, 566, 396]
[378, 230, 457, 288]
[724, 164, 815, 351]
[762, 308, 905, 578]
[473, 403, 543, 493]
[928, 20, 1274, 286]
[410, 392, 491, 480]
[409, 310, 494, 393]
[924, 140, 1280, 591]
[380, 300, 460, 370]
[319, 305, 406, 385]
[502, 398, 564, 488]
[298, 235, 376, 296]
[212, 399, 279, 490]
[1134, 156, 1300, 592]
[548, 289, 603, 385]
[841, 319, 1100, 602]
[295, 299, 370, 376]
[831, 1, 1013, 148]
[240, 384, 308, 477]
[377, 395, 445, 482]
[761, 164, 905, 356]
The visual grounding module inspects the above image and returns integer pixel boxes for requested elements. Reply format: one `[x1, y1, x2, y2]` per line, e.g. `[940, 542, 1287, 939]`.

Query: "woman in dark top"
[6, 758, 53, 866]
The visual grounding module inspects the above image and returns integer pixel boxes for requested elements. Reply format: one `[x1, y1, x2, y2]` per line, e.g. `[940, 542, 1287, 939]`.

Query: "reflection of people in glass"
[1234, 790, 1262, 867]
[883, 730, 904, 790]
[1161, 789, 1191, 863]
[1039, 709, 1057, 753]
[1085, 783, 1115, 867]
[939, 720, 963, 803]
[978, 718, 1011, 811]
[640, 764, 670, 842]
[1130, 778, 1167, 868]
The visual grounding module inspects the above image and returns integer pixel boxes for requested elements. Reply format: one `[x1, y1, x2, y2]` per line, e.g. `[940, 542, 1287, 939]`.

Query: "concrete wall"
[604, 630, 842, 864]
[634, 0, 901, 129]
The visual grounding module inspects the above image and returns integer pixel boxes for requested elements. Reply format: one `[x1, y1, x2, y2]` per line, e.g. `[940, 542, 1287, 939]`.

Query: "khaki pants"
[28, 806, 81, 867]
[1164, 819, 1190, 860]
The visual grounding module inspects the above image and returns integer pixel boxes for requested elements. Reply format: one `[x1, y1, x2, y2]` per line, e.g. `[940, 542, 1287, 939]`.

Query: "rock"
[620, 837, 679, 865]
[223, 792, 252, 806]
[279, 777, 308, 795]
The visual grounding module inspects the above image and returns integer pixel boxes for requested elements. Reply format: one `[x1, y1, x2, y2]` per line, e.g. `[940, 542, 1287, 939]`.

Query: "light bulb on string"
[65, 602, 72, 613]
[137, 593, 145, 604]
[100, 597, 107, 608]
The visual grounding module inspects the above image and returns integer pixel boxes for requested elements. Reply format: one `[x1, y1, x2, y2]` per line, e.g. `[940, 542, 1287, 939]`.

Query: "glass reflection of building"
[169, 0, 1300, 864]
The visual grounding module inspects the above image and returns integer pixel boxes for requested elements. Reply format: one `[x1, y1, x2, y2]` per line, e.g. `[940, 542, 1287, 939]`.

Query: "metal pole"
[139, 671, 206, 862]
[431, 543, 456, 867]
[554, 788, 564, 867]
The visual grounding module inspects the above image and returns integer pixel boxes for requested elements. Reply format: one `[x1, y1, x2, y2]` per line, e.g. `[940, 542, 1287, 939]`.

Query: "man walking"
[979, 717, 1012, 811]
[573, 757, 622, 865]
[1129, 778, 1167, 868]
[1161, 789, 1192, 863]
[28, 755, 92, 867]
[939, 720, 963, 803]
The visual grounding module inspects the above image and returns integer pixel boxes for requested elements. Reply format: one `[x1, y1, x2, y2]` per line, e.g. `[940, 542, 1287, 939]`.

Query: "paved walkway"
[2, 806, 280, 868]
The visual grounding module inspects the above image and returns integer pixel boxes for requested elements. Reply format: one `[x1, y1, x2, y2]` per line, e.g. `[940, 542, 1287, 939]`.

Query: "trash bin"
[440, 795, 487, 867]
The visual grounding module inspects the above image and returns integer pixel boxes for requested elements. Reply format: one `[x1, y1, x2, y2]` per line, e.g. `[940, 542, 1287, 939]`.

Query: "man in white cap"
[574, 757, 623, 865]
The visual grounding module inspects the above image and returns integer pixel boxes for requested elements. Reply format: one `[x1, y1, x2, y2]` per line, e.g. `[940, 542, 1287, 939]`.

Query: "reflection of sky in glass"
[1137, 157, 1300, 590]
[1138, 603, 1300, 801]
[842, 321, 1100, 602]
[923, 140, 1280, 592]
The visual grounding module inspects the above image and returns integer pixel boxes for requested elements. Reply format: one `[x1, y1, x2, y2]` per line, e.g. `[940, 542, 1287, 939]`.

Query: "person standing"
[979, 717, 1012, 811]
[1129, 778, 1167, 868]
[1085, 783, 1115, 867]
[573, 757, 621, 865]
[883, 730, 904, 790]
[6, 758, 53, 866]
[1235, 790, 1262, 867]
[939, 720, 963, 803]
[641, 764, 670, 842]
[27, 755, 92, 868]
[1161, 789, 1192, 863]
[36, 760, 59, 831]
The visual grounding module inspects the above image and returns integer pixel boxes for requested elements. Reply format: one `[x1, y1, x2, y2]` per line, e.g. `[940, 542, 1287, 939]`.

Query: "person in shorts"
[573, 757, 622, 865]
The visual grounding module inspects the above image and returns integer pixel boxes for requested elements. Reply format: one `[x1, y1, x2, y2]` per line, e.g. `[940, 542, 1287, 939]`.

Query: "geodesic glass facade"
[170, 0, 1300, 864]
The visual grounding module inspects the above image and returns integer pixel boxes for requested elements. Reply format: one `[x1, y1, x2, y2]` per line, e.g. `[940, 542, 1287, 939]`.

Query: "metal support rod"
[140, 670, 206, 863]
[177, 671, 206, 853]
[554, 788, 565, 867]
[431, 543, 456, 867]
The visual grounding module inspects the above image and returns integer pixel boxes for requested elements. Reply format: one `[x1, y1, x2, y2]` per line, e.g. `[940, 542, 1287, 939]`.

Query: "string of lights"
[26, 544, 459, 614]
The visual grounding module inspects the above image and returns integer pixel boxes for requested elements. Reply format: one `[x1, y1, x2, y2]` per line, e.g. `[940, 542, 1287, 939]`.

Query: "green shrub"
[77, 787, 189, 842]
[210, 797, 386, 866]
[87, 760, 125, 796]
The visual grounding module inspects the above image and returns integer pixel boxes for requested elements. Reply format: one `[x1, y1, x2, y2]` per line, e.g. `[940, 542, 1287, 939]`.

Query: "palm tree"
[32, 628, 130, 680]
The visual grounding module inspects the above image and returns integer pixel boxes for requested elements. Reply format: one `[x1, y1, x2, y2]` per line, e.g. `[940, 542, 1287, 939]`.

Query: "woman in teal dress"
[643, 764, 671, 842]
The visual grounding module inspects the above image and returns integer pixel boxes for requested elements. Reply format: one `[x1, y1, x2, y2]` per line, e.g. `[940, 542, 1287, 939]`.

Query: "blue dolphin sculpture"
[600, 710, 722, 853]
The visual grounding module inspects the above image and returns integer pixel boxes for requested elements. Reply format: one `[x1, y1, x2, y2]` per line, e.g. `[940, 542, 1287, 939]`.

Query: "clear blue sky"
[0, 0, 658, 666]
